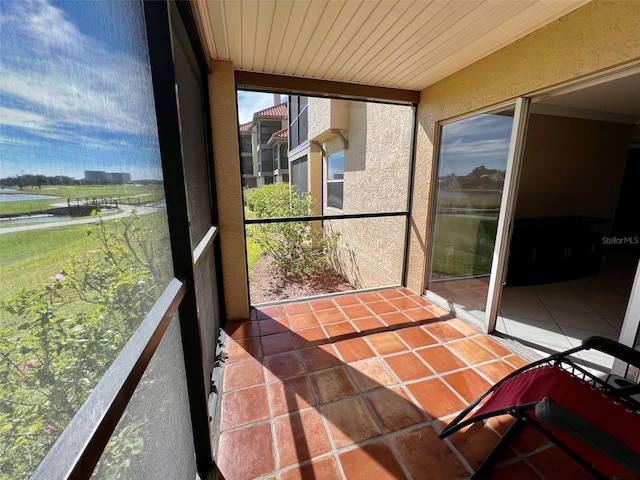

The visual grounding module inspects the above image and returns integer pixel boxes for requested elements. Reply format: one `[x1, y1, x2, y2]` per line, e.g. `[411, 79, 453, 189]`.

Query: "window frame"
[423, 98, 528, 334]
[326, 150, 345, 211]
[288, 95, 309, 151]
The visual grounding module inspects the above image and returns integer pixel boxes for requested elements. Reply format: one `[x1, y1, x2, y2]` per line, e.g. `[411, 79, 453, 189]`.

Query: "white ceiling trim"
[192, 0, 591, 91]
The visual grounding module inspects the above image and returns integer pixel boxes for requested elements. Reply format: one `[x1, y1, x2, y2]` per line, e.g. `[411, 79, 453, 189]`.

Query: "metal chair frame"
[439, 337, 640, 479]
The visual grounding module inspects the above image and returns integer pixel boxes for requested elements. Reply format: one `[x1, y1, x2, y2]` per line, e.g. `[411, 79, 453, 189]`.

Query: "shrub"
[245, 183, 339, 279]
[0, 212, 164, 479]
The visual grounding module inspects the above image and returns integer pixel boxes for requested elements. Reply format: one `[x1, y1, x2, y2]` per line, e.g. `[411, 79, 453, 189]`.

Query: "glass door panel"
[613, 260, 640, 378]
[427, 106, 515, 321]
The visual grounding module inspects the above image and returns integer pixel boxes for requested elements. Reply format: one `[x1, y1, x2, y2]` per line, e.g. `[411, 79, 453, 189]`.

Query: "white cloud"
[443, 138, 511, 158]
[0, 107, 51, 132]
[443, 113, 513, 139]
[0, 0, 157, 142]
[436, 112, 515, 174]
[26, 0, 82, 51]
[0, 134, 31, 146]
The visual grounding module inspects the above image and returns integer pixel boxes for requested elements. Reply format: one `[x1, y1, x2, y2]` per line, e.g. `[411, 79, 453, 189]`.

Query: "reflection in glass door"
[427, 106, 516, 322]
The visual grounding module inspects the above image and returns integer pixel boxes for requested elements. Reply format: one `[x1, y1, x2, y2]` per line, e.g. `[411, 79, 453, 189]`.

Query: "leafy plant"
[244, 183, 339, 279]
[0, 212, 167, 479]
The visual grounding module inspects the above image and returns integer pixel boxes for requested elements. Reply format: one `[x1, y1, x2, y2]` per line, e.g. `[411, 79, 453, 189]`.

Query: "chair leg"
[471, 418, 524, 480]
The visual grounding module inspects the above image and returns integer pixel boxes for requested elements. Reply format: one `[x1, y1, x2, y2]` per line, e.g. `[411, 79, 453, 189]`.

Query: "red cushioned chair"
[439, 336, 640, 479]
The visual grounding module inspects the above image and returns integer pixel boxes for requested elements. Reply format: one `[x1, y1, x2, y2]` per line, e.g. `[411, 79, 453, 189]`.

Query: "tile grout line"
[219, 289, 546, 479]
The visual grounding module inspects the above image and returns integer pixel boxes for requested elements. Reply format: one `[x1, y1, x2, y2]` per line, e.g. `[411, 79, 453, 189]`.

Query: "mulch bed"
[249, 253, 355, 305]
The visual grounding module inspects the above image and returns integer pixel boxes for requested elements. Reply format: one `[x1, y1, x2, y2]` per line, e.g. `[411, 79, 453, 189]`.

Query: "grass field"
[0, 184, 165, 216]
[0, 224, 95, 329]
[431, 215, 498, 278]
[0, 199, 59, 216]
[15, 184, 165, 198]
[246, 234, 262, 274]
[436, 190, 502, 209]
[0, 211, 169, 329]
[243, 208, 263, 277]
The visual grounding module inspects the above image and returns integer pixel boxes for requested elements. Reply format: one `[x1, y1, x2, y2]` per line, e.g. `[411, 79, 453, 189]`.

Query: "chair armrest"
[606, 374, 640, 400]
[535, 397, 640, 478]
[582, 336, 640, 370]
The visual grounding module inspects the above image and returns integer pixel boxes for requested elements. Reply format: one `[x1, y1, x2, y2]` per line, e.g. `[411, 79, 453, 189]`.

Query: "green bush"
[245, 183, 339, 279]
[0, 212, 166, 479]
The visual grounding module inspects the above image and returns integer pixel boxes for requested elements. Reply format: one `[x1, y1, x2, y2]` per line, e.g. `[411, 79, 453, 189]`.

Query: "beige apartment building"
[289, 96, 413, 289]
[240, 102, 288, 187]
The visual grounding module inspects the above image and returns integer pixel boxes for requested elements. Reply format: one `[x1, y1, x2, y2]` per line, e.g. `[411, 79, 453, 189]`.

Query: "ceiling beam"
[234, 71, 420, 105]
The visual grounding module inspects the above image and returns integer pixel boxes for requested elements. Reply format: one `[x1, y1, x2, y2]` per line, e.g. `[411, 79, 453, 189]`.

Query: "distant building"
[253, 102, 287, 186]
[242, 98, 288, 187]
[84, 170, 107, 181]
[239, 121, 256, 187]
[84, 170, 131, 183]
[267, 128, 289, 183]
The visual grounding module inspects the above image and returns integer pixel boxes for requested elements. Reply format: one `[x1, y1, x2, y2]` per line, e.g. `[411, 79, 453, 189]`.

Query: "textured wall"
[407, 1, 640, 293]
[208, 60, 249, 320]
[323, 102, 413, 288]
[308, 98, 350, 141]
[309, 148, 323, 218]
[347, 102, 411, 213]
[308, 97, 332, 141]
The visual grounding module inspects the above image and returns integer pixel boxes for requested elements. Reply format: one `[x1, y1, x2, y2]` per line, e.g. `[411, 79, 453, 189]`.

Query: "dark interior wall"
[515, 113, 633, 231]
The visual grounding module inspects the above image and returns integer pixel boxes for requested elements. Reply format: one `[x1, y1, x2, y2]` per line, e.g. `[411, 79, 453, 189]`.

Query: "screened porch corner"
[213, 288, 586, 480]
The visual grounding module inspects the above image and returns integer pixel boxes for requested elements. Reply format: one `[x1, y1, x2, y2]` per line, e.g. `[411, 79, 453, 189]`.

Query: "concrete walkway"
[0, 203, 163, 234]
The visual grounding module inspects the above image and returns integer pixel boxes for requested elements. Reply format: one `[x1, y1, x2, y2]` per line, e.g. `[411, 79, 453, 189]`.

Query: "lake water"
[0, 193, 57, 202]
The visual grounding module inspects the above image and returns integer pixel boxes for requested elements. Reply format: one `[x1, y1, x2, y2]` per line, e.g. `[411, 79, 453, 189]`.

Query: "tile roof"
[267, 128, 288, 146]
[254, 102, 287, 118]
[271, 128, 288, 139]
[239, 121, 252, 132]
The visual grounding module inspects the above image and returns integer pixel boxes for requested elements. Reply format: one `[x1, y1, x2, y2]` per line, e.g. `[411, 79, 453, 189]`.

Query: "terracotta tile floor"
[215, 288, 588, 480]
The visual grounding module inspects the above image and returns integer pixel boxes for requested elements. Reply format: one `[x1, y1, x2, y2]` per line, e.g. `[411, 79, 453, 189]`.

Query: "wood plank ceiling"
[192, 0, 590, 92]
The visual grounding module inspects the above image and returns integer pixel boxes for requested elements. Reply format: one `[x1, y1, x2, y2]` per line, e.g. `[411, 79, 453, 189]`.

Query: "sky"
[0, 0, 163, 180]
[0, 0, 282, 182]
[438, 112, 515, 176]
[236, 91, 281, 125]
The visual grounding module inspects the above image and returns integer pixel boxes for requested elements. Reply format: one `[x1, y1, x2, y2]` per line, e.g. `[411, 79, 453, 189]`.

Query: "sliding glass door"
[426, 104, 520, 326]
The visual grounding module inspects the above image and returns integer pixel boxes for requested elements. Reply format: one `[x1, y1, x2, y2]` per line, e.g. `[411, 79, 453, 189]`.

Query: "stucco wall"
[308, 98, 350, 141]
[322, 102, 413, 288]
[515, 114, 632, 225]
[345, 102, 412, 213]
[307, 97, 330, 141]
[408, 0, 640, 293]
[208, 60, 249, 320]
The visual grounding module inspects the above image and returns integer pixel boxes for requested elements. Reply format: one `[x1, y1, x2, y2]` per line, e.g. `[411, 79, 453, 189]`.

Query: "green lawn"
[244, 207, 262, 279]
[244, 206, 257, 219]
[436, 190, 502, 209]
[0, 185, 165, 216]
[0, 211, 169, 329]
[246, 234, 262, 273]
[17, 184, 164, 198]
[431, 215, 498, 278]
[0, 199, 60, 216]
[0, 224, 94, 329]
